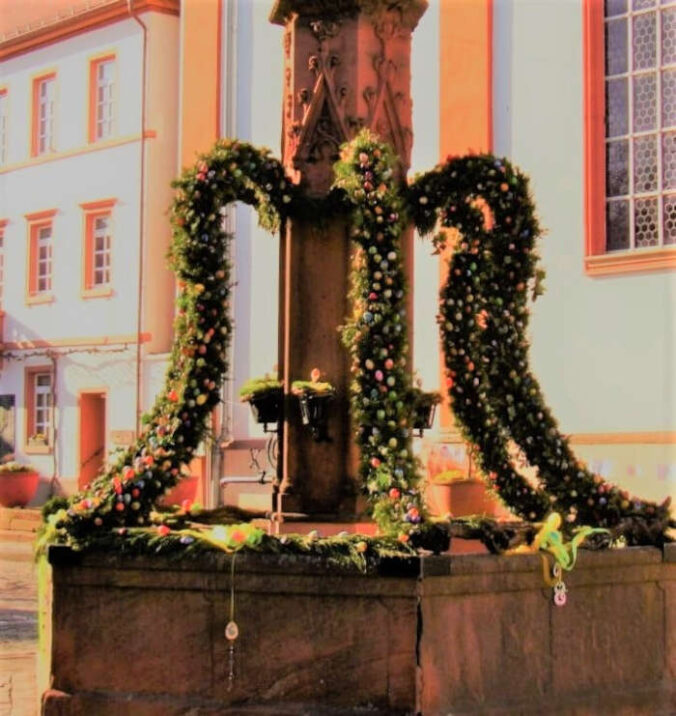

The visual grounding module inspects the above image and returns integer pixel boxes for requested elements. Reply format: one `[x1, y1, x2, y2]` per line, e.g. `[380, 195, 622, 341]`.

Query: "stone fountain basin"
[40, 544, 675, 715]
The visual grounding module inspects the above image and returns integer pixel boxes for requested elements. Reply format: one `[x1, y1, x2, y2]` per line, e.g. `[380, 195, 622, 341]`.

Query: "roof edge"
[270, 0, 427, 26]
[0, 0, 179, 62]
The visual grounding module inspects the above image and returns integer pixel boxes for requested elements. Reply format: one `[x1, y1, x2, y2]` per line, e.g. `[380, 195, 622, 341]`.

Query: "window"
[81, 199, 116, 295]
[0, 89, 7, 165]
[91, 215, 112, 285]
[25, 368, 53, 451]
[32, 74, 56, 156]
[584, 0, 676, 274]
[89, 56, 115, 142]
[25, 209, 57, 302]
[35, 225, 52, 292]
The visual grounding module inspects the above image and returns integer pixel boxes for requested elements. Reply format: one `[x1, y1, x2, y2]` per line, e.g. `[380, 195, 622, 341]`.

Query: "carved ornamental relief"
[280, 3, 419, 188]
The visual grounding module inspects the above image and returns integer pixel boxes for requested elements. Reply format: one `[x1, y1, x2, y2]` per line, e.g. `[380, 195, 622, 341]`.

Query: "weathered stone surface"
[421, 589, 551, 713]
[418, 547, 675, 715]
[44, 549, 418, 715]
[42, 547, 675, 715]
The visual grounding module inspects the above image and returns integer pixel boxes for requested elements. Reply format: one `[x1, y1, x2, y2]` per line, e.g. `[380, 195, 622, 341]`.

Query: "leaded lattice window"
[605, 0, 676, 250]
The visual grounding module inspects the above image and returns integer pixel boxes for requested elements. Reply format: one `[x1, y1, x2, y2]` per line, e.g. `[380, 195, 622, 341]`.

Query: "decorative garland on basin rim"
[39, 132, 670, 555]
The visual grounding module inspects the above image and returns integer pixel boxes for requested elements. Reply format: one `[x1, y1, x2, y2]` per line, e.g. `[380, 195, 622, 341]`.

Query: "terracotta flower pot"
[161, 475, 199, 507]
[426, 482, 453, 517]
[449, 478, 511, 519]
[0, 470, 39, 508]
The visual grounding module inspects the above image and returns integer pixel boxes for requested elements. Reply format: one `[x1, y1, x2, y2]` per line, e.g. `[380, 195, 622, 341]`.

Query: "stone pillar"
[271, 0, 426, 517]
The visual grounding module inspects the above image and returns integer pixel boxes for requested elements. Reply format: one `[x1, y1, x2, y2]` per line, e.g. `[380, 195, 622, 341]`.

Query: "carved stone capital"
[270, 0, 427, 30]
[274, 0, 424, 190]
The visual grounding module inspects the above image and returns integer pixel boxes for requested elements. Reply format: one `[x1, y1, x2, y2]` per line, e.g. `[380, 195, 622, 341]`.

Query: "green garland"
[335, 133, 424, 539]
[41, 140, 298, 548]
[39, 133, 670, 555]
[407, 154, 671, 540]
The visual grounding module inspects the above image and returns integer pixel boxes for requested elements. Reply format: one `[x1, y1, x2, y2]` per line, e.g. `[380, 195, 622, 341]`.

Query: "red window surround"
[583, 0, 676, 276]
[25, 209, 57, 304]
[80, 199, 116, 297]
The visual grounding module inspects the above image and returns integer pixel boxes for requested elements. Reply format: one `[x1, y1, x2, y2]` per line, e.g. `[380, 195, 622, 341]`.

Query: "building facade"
[0, 0, 179, 499]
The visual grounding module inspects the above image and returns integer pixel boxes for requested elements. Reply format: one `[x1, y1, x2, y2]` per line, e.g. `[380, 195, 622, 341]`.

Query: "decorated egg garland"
[407, 155, 670, 540]
[40, 132, 669, 554]
[334, 136, 424, 535]
[44, 140, 300, 545]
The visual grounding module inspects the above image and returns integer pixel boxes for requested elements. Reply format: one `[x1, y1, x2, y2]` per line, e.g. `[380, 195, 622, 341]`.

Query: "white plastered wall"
[0, 20, 151, 498]
[228, 0, 283, 441]
[492, 0, 675, 501]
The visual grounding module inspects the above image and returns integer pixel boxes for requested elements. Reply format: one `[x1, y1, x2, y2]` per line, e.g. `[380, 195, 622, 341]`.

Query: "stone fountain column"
[270, 0, 426, 517]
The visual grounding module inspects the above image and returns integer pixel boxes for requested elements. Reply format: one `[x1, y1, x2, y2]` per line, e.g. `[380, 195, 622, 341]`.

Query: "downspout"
[128, 0, 147, 435]
[210, 0, 237, 508]
[49, 351, 59, 494]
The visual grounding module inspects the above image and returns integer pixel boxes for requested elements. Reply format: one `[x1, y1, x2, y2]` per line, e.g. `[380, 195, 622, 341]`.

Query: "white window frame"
[36, 225, 52, 293]
[92, 214, 112, 286]
[33, 372, 52, 443]
[0, 229, 4, 308]
[95, 59, 115, 141]
[36, 76, 56, 155]
[0, 91, 7, 165]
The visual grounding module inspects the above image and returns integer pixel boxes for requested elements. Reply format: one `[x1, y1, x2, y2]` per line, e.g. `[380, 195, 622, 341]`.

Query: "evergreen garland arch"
[406, 154, 671, 540]
[47, 140, 300, 543]
[43, 132, 670, 551]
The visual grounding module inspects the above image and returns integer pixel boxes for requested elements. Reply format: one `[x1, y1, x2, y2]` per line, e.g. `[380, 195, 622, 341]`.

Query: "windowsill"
[30, 150, 57, 159]
[26, 293, 54, 305]
[1, 132, 156, 175]
[585, 247, 676, 277]
[24, 443, 52, 455]
[81, 286, 114, 299]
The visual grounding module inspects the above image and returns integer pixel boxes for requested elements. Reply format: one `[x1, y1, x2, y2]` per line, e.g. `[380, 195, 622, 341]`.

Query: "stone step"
[0, 507, 41, 533]
[0, 534, 36, 562]
[0, 529, 36, 544]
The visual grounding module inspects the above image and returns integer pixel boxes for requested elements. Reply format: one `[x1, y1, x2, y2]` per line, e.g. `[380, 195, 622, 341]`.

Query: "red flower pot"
[426, 483, 453, 517]
[0, 470, 39, 508]
[161, 475, 199, 507]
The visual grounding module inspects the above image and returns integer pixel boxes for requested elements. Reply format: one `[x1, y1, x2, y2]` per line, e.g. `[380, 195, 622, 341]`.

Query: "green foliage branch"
[335, 133, 425, 539]
[40, 140, 300, 549]
[38, 133, 670, 556]
[407, 154, 671, 541]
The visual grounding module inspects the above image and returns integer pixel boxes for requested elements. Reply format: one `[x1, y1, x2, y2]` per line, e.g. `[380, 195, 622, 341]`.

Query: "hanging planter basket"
[292, 373, 335, 442]
[239, 376, 283, 432]
[247, 389, 283, 431]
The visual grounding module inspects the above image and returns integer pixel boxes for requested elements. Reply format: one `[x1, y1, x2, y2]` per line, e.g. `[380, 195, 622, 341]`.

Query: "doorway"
[79, 392, 106, 490]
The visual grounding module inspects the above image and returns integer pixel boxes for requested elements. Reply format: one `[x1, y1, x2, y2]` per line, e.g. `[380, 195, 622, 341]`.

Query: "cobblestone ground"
[0, 540, 38, 716]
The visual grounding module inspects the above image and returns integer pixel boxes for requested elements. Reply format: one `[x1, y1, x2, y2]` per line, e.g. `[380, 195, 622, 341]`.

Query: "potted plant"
[425, 468, 464, 517]
[291, 369, 335, 442]
[0, 461, 40, 508]
[238, 375, 283, 431]
[411, 387, 441, 437]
